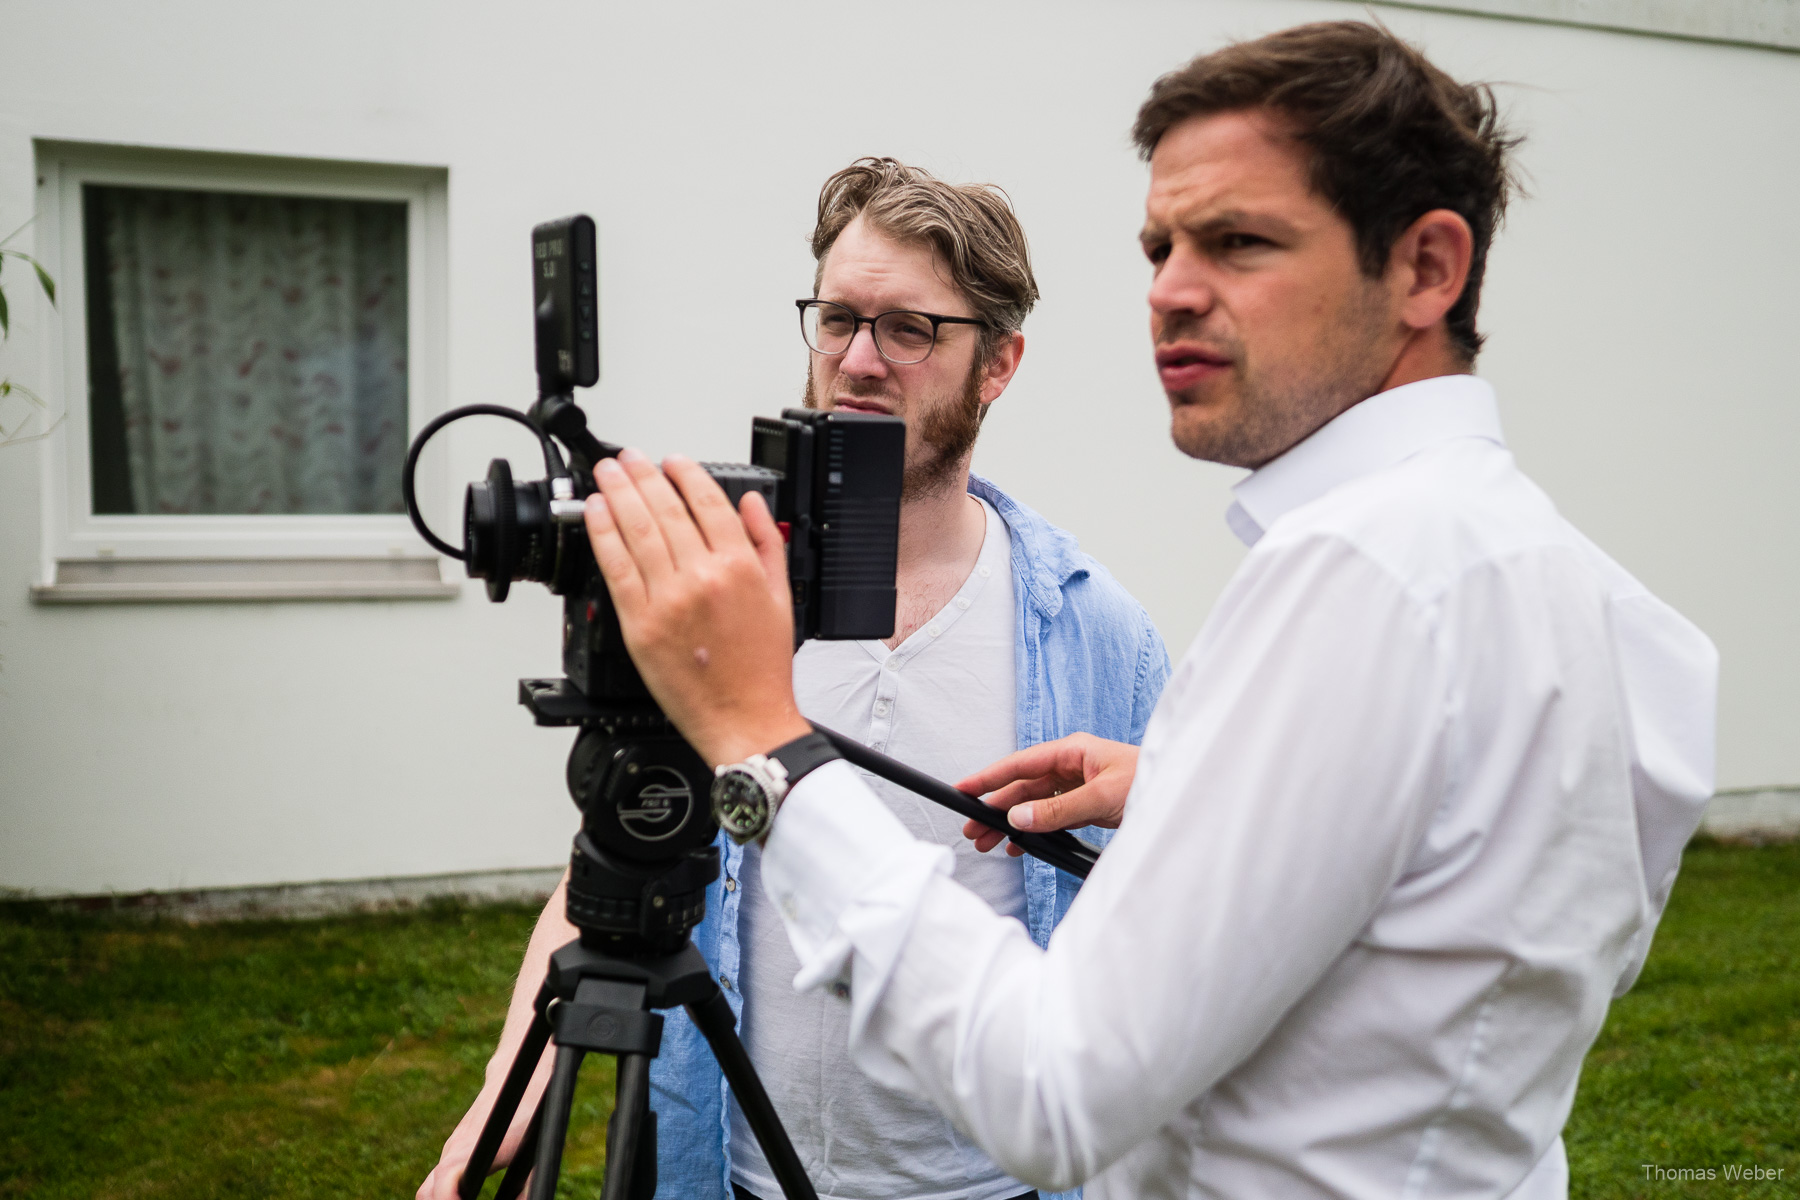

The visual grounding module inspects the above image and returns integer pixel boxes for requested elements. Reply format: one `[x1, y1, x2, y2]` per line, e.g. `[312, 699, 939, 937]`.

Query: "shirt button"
[874, 700, 890, 717]
[955, 597, 971, 610]
[978, 565, 991, 578]
[927, 624, 942, 637]
[724, 877, 736, 892]
[886, 656, 900, 670]
[719, 974, 732, 990]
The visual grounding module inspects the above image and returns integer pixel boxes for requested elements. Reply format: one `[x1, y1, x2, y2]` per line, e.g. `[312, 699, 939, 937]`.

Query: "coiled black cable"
[401, 404, 570, 560]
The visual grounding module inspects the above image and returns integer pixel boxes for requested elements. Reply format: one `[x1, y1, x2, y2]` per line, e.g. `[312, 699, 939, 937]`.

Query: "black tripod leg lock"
[551, 1003, 665, 1057]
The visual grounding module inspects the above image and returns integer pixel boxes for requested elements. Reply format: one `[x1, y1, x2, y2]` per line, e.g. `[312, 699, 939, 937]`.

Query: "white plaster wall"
[1, 0, 1794, 895]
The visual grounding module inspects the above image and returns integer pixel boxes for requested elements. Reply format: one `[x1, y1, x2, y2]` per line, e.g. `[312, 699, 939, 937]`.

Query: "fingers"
[593, 454, 679, 585]
[619, 447, 709, 572]
[663, 455, 792, 621]
[959, 818, 1030, 858]
[663, 454, 750, 554]
[963, 817, 1010, 854]
[982, 773, 1072, 812]
[584, 491, 649, 620]
[1007, 786, 1094, 833]
[956, 738, 1087, 854]
[1009, 756, 1134, 833]
[957, 734, 1136, 837]
[739, 489, 793, 608]
[966, 775, 1078, 836]
[955, 737, 1088, 798]
[418, 1162, 461, 1200]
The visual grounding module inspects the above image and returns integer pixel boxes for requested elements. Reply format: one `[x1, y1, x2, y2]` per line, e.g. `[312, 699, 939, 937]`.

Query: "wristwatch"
[711, 731, 841, 845]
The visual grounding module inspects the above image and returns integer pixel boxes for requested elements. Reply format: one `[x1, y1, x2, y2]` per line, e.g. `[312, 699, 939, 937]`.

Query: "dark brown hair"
[811, 157, 1039, 360]
[1133, 21, 1520, 361]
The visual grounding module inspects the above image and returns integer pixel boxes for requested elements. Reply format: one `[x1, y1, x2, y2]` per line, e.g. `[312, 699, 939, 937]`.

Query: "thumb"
[1009, 791, 1072, 833]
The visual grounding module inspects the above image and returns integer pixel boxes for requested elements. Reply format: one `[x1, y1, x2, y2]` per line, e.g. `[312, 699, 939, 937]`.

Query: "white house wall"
[1, 0, 1794, 895]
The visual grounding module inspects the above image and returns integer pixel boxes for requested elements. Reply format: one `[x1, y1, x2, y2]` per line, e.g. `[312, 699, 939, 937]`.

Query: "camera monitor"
[534, 215, 600, 394]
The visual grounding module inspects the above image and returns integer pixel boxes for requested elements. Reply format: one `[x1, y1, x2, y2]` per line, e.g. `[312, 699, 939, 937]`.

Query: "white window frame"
[33, 141, 451, 583]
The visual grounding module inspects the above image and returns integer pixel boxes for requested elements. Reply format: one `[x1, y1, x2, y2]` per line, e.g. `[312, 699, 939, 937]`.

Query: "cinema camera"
[399, 215, 902, 1200]
[400, 216, 1096, 1200]
[405, 215, 905, 955]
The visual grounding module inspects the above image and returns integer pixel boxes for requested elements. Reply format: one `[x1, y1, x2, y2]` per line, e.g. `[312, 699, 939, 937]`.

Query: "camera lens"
[465, 458, 555, 602]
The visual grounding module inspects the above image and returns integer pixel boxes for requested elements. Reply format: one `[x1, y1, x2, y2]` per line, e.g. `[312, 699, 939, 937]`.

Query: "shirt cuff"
[759, 758, 954, 995]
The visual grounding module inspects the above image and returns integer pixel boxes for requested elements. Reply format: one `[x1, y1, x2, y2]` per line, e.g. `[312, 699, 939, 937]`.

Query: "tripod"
[454, 729, 1099, 1200]
[456, 900, 817, 1200]
[447, 682, 1104, 1200]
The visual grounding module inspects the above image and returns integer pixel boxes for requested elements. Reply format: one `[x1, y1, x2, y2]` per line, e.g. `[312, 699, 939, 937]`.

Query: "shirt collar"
[1225, 374, 1506, 547]
[968, 472, 1089, 617]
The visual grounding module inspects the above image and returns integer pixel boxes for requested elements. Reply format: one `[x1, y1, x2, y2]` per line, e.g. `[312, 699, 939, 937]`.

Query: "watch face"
[712, 770, 769, 842]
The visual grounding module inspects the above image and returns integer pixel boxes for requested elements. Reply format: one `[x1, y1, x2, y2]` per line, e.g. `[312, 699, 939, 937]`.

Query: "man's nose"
[1148, 246, 1216, 319]
[839, 324, 889, 377]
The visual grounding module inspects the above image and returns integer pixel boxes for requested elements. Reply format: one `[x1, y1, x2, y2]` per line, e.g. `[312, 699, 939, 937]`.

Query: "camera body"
[418, 215, 904, 952]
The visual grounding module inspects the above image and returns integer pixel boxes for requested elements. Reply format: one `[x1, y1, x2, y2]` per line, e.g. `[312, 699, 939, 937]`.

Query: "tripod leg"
[491, 1095, 546, 1200]
[526, 1045, 585, 1200]
[688, 991, 820, 1200]
[460, 1008, 554, 1200]
[599, 1053, 652, 1200]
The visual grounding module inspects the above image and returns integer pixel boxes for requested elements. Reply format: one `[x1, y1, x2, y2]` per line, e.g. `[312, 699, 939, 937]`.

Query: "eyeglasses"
[796, 299, 988, 366]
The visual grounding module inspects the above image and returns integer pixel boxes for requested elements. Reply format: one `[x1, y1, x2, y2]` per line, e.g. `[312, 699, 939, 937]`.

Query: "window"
[32, 143, 452, 602]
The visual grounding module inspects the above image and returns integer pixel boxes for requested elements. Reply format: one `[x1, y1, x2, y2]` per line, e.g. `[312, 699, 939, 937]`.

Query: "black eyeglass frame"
[795, 298, 989, 365]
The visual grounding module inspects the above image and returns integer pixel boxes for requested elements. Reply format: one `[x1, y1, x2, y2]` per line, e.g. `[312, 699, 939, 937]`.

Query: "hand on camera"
[584, 448, 812, 767]
[958, 733, 1140, 855]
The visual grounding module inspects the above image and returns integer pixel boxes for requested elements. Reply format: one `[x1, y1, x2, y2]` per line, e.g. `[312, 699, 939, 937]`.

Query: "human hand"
[416, 1086, 521, 1200]
[957, 733, 1139, 855]
[584, 448, 812, 766]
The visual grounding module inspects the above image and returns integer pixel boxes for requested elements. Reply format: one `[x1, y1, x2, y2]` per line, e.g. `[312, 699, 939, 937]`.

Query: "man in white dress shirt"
[574, 21, 1718, 1200]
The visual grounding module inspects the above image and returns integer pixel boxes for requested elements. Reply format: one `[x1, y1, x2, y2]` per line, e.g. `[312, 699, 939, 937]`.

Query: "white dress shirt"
[731, 497, 1029, 1200]
[758, 375, 1719, 1200]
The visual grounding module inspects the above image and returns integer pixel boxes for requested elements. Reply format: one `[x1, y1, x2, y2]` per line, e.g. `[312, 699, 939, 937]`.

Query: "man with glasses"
[419, 158, 1170, 1200]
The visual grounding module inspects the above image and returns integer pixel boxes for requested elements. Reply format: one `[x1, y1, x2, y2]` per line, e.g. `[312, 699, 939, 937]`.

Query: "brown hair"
[810, 157, 1039, 360]
[1133, 21, 1520, 361]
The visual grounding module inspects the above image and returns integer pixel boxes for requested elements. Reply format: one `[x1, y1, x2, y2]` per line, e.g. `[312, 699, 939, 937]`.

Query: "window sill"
[30, 557, 461, 604]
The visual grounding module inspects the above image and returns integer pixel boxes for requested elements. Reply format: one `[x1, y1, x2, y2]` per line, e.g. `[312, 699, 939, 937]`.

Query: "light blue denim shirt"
[648, 474, 1171, 1200]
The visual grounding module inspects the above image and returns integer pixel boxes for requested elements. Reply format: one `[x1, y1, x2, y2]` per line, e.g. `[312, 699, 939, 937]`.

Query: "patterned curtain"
[95, 186, 409, 515]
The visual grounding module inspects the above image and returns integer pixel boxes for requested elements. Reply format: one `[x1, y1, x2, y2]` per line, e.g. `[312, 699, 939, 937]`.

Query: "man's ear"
[980, 330, 1026, 406]
[1391, 209, 1473, 334]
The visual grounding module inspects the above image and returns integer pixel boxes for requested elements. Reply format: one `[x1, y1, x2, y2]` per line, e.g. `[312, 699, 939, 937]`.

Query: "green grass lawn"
[1564, 840, 1799, 1198]
[2, 841, 1795, 1199]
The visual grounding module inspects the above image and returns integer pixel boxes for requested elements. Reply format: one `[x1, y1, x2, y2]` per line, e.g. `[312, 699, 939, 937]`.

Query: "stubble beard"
[803, 361, 985, 501]
[1164, 280, 1394, 469]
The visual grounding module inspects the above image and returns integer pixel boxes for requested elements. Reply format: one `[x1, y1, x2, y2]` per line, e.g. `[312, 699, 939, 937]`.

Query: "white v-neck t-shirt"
[729, 497, 1028, 1200]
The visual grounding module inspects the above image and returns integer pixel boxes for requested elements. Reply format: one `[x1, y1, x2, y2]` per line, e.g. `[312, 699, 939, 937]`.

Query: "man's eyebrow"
[1142, 209, 1301, 245]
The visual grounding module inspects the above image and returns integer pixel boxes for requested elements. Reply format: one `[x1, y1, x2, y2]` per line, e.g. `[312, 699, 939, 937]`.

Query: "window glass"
[82, 185, 409, 515]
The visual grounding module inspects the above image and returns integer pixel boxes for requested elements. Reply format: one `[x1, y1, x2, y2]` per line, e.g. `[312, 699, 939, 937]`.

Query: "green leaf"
[0, 283, 10, 337]
[33, 260, 55, 307]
